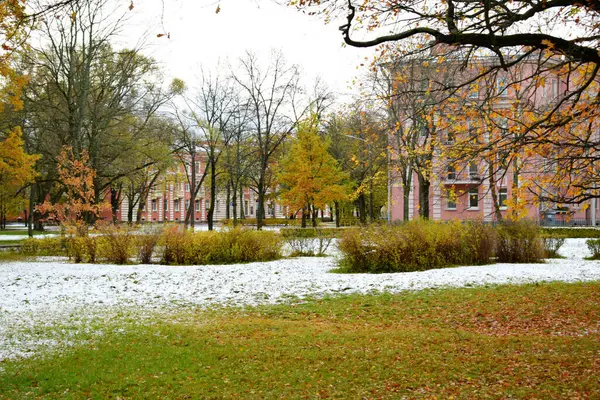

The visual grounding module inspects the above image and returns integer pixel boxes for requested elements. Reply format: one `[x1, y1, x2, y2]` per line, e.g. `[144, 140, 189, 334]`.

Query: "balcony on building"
[444, 167, 482, 186]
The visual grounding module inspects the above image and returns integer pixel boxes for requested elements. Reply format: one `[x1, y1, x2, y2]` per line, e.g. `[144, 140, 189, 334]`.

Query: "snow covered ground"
[1, 238, 599, 361]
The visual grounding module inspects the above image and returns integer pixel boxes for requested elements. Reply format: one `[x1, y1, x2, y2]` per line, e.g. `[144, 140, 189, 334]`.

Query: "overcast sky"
[115, 0, 372, 101]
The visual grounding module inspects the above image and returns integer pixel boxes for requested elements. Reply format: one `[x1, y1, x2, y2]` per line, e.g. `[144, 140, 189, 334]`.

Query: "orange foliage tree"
[278, 115, 347, 227]
[37, 146, 107, 234]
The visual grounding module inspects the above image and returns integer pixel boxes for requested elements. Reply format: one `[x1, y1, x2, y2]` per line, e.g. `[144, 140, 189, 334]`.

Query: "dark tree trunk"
[226, 183, 231, 220]
[402, 168, 412, 221]
[334, 201, 340, 228]
[257, 185, 265, 230]
[417, 173, 430, 219]
[208, 159, 217, 231]
[231, 182, 238, 223]
[110, 186, 122, 224]
[358, 195, 367, 224]
[301, 206, 307, 228]
[189, 151, 196, 230]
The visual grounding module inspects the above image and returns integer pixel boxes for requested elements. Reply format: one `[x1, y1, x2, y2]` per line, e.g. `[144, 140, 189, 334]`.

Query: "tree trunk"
[402, 167, 412, 221]
[257, 171, 265, 230]
[208, 158, 217, 231]
[239, 191, 245, 219]
[127, 194, 135, 224]
[489, 160, 503, 222]
[417, 173, 430, 219]
[510, 156, 520, 220]
[110, 186, 121, 224]
[334, 201, 340, 228]
[301, 206, 307, 228]
[189, 151, 196, 231]
[312, 205, 318, 227]
[358, 195, 367, 224]
[225, 183, 231, 220]
[231, 182, 238, 224]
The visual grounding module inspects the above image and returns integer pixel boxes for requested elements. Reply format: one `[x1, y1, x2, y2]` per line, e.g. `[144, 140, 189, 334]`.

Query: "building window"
[447, 165, 456, 180]
[498, 188, 508, 209]
[195, 200, 200, 212]
[216, 200, 220, 211]
[164, 199, 168, 211]
[245, 200, 249, 215]
[206, 200, 210, 210]
[469, 163, 479, 179]
[468, 188, 479, 209]
[250, 205, 254, 215]
[185, 183, 190, 192]
[174, 199, 180, 212]
[151, 199, 157, 212]
[551, 78, 559, 98]
[446, 191, 456, 210]
[195, 161, 200, 173]
[496, 76, 508, 97]
[185, 199, 190, 210]
[468, 85, 479, 98]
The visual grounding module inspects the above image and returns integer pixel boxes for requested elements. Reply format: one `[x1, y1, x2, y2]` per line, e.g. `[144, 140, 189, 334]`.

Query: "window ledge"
[467, 207, 480, 211]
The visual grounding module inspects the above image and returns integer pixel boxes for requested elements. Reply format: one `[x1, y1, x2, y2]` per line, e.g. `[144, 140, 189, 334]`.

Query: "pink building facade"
[388, 55, 600, 226]
[112, 154, 325, 224]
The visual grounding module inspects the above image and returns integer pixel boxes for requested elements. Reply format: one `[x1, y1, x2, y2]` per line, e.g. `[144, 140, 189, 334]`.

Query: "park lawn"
[1, 281, 599, 399]
[0, 230, 55, 236]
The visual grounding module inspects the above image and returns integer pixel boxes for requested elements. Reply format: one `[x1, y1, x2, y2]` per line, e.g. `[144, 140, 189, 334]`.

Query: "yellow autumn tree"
[278, 115, 348, 227]
[0, 0, 28, 112]
[0, 127, 38, 227]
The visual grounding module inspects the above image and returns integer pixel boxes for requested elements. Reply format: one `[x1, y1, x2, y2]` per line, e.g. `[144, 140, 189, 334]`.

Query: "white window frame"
[498, 188, 508, 210]
[447, 165, 456, 180]
[469, 163, 479, 179]
[468, 188, 479, 209]
[496, 76, 508, 97]
[446, 191, 456, 210]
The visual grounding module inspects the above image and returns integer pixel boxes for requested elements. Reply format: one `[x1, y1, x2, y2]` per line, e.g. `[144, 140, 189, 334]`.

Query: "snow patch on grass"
[0, 238, 599, 361]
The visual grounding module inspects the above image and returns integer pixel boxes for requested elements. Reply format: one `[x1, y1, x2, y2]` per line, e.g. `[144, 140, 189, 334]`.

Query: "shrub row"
[21, 226, 283, 265]
[337, 220, 549, 273]
[222, 218, 303, 227]
[161, 227, 282, 265]
[540, 227, 600, 238]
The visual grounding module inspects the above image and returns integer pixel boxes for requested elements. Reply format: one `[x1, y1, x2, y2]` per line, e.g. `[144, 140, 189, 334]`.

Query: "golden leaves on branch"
[36, 146, 108, 229]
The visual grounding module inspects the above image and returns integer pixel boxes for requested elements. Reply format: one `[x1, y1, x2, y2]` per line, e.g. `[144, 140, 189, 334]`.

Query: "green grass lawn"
[1, 282, 599, 399]
[0, 229, 56, 236]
